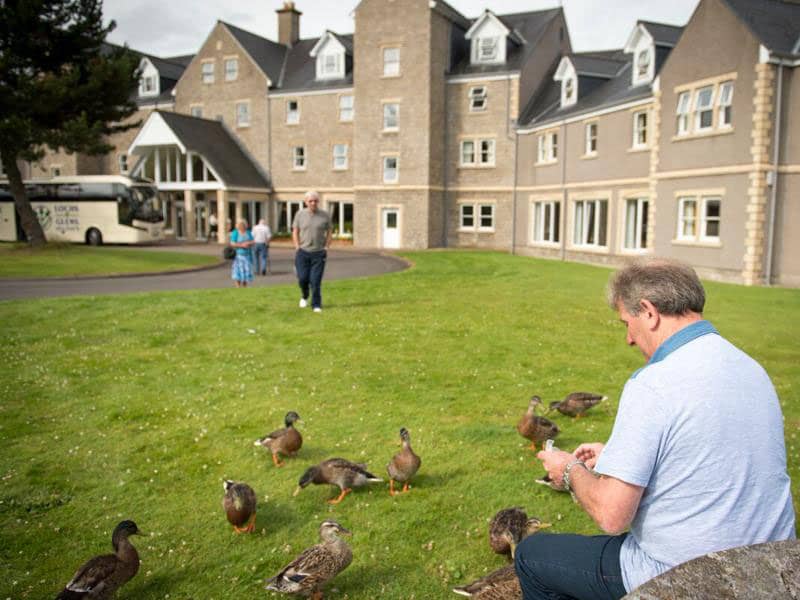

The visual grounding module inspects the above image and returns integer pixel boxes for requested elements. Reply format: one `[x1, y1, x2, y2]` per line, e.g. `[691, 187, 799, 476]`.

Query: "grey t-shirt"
[292, 208, 331, 251]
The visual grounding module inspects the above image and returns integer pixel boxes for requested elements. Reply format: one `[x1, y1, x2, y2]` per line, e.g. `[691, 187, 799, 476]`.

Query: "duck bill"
[538, 522, 552, 529]
[338, 526, 353, 537]
[292, 486, 302, 497]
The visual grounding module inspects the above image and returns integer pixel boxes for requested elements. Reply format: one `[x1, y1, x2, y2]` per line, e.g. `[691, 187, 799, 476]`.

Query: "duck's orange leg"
[310, 590, 323, 600]
[389, 479, 396, 496]
[272, 453, 284, 467]
[327, 488, 352, 505]
[529, 441, 537, 451]
[234, 514, 256, 533]
[402, 482, 410, 493]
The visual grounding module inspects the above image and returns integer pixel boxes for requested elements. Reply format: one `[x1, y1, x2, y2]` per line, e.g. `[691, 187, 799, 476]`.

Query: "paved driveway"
[0, 244, 408, 300]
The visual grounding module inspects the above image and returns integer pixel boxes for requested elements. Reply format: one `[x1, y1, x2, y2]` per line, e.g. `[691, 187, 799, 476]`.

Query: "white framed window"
[474, 37, 499, 63]
[338, 95, 354, 121]
[479, 204, 494, 230]
[564, 77, 575, 103]
[677, 197, 697, 240]
[459, 203, 495, 231]
[333, 144, 348, 170]
[532, 200, 560, 244]
[292, 146, 306, 170]
[676, 91, 691, 135]
[636, 48, 651, 79]
[383, 47, 400, 77]
[460, 138, 495, 167]
[224, 58, 238, 81]
[632, 110, 648, 148]
[383, 156, 398, 183]
[694, 86, 714, 131]
[584, 122, 598, 155]
[537, 131, 558, 163]
[717, 81, 733, 128]
[573, 199, 608, 247]
[286, 100, 299, 124]
[50, 165, 62, 177]
[139, 74, 157, 96]
[460, 204, 474, 229]
[469, 86, 487, 111]
[190, 104, 203, 118]
[701, 197, 721, 240]
[118, 154, 129, 175]
[201, 61, 214, 84]
[235, 101, 250, 127]
[327, 201, 354, 238]
[623, 197, 649, 250]
[318, 52, 343, 79]
[383, 103, 399, 130]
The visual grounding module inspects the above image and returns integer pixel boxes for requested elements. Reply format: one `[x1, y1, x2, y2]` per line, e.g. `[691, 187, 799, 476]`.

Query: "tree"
[0, 0, 140, 246]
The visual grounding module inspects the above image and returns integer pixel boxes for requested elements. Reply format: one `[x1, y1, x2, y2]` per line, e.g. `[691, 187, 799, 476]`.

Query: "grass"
[0, 243, 219, 278]
[0, 251, 798, 599]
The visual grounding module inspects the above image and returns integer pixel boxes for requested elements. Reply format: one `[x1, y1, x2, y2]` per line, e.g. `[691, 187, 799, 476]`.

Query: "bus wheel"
[86, 228, 103, 246]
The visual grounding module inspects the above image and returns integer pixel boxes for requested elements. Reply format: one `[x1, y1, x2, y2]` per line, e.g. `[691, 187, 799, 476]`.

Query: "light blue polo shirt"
[595, 321, 796, 592]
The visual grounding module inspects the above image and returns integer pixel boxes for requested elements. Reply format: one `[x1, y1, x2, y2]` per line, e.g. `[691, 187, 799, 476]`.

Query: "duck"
[517, 396, 560, 450]
[386, 427, 422, 496]
[55, 520, 141, 599]
[254, 411, 303, 467]
[489, 507, 551, 560]
[223, 480, 257, 533]
[293, 458, 382, 505]
[265, 520, 353, 599]
[549, 392, 607, 419]
[452, 564, 521, 599]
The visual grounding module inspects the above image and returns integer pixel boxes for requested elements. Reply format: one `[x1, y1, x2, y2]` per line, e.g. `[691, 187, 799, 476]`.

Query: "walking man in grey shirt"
[292, 190, 332, 313]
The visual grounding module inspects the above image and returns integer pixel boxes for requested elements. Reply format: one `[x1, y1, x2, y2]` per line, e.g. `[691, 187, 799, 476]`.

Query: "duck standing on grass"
[387, 427, 421, 495]
[265, 520, 353, 599]
[223, 480, 257, 533]
[549, 392, 606, 418]
[293, 458, 382, 505]
[55, 520, 141, 599]
[489, 508, 551, 560]
[452, 564, 521, 599]
[254, 411, 303, 467]
[517, 396, 560, 450]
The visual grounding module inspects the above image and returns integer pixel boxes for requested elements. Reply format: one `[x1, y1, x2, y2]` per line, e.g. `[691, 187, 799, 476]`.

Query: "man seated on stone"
[516, 258, 796, 600]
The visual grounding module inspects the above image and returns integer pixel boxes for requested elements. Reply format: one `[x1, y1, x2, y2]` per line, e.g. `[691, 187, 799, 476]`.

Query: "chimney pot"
[276, 2, 302, 47]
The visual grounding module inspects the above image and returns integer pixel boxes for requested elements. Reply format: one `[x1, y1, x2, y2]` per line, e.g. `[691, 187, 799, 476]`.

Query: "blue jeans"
[254, 243, 269, 274]
[515, 533, 628, 600]
[295, 249, 327, 309]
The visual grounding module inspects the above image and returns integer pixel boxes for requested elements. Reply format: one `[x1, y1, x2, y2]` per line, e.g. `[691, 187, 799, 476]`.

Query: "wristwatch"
[562, 459, 588, 492]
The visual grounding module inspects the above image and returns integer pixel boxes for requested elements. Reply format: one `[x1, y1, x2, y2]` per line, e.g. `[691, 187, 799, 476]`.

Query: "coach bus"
[0, 175, 164, 245]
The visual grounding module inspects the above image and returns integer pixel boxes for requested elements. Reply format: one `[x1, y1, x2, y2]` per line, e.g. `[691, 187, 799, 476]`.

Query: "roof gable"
[310, 31, 346, 57]
[221, 21, 287, 85]
[721, 0, 800, 58]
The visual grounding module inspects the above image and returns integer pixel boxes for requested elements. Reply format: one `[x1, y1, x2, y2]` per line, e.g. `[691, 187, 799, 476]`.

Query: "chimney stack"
[276, 2, 301, 47]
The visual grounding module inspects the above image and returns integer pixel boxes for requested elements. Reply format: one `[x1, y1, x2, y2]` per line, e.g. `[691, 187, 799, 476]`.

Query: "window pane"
[598, 201, 607, 246]
[625, 199, 637, 249]
[461, 141, 475, 164]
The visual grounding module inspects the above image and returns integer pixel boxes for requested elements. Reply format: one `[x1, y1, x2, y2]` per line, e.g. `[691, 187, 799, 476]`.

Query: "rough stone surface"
[624, 540, 800, 599]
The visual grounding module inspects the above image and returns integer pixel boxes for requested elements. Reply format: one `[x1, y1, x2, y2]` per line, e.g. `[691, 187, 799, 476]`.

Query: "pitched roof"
[430, 0, 471, 29]
[639, 20, 684, 46]
[721, 0, 800, 58]
[154, 111, 270, 189]
[222, 21, 287, 84]
[570, 54, 626, 78]
[147, 55, 189, 81]
[277, 35, 354, 92]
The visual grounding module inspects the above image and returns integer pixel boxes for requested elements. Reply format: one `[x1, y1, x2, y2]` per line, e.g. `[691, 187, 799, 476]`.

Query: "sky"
[103, 0, 701, 59]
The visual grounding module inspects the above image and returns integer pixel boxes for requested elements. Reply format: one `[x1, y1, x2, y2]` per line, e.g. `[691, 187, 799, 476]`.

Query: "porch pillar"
[216, 189, 227, 244]
[184, 189, 196, 241]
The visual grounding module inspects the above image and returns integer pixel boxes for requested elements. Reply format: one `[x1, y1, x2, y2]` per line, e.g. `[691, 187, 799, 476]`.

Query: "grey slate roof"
[639, 20, 684, 46]
[449, 8, 563, 76]
[277, 35, 354, 92]
[154, 111, 270, 189]
[222, 21, 287, 84]
[722, 0, 800, 58]
[147, 55, 188, 81]
[570, 54, 626, 77]
[431, 0, 471, 29]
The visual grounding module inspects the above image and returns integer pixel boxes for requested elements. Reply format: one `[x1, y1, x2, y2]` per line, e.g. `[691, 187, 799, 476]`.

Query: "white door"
[381, 208, 400, 248]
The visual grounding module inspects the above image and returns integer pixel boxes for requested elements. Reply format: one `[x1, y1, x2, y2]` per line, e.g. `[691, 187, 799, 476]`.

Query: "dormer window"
[138, 58, 160, 98]
[477, 37, 499, 62]
[310, 32, 346, 81]
[624, 23, 655, 85]
[554, 57, 577, 108]
[466, 11, 510, 65]
[564, 78, 575, 101]
[637, 49, 651, 78]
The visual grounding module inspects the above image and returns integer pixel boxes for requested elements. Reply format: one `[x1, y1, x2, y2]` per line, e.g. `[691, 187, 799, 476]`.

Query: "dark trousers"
[514, 532, 628, 600]
[254, 243, 269, 274]
[295, 249, 327, 309]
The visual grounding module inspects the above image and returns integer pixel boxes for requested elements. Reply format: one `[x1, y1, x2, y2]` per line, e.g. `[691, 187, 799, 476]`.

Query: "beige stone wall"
[354, 188, 432, 249]
[174, 22, 270, 172]
[772, 174, 800, 286]
[447, 190, 513, 249]
[29, 150, 79, 178]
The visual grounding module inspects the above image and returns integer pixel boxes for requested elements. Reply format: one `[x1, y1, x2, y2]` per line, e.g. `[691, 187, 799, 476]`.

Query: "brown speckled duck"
[223, 480, 257, 533]
[55, 520, 141, 599]
[452, 565, 521, 599]
[517, 396, 559, 450]
[265, 520, 353, 599]
[293, 458, 382, 505]
[489, 507, 551, 560]
[549, 392, 607, 419]
[387, 427, 421, 496]
[254, 411, 303, 467]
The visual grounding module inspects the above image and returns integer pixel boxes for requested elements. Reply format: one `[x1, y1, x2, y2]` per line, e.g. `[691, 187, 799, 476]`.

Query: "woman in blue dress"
[230, 219, 255, 287]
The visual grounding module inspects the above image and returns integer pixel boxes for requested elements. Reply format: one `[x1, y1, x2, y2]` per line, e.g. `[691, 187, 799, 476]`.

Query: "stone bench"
[624, 540, 800, 599]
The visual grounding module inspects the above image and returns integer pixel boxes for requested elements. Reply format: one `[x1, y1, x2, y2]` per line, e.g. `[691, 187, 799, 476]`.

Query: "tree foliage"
[0, 0, 141, 245]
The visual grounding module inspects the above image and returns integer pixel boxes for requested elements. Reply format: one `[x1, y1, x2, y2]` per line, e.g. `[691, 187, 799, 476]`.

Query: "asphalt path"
[0, 243, 409, 300]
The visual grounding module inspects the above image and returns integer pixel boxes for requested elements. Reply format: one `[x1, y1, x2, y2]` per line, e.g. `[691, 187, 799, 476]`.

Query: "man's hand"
[536, 448, 574, 488]
[573, 443, 605, 469]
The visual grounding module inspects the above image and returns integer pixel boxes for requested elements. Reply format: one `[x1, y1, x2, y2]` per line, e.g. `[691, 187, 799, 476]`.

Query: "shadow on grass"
[255, 500, 299, 537]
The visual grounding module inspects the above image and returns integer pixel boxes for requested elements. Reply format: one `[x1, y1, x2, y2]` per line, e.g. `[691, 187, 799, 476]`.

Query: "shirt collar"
[632, 320, 718, 378]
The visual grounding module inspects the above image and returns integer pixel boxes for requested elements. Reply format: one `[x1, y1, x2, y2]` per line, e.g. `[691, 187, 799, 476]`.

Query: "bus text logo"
[35, 206, 52, 230]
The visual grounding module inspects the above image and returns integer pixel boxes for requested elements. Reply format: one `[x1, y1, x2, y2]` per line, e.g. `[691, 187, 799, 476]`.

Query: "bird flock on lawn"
[53, 391, 606, 599]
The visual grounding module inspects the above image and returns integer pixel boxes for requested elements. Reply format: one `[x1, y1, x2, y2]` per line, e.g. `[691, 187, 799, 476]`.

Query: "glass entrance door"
[175, 204, 185, 239]
[194, 198, 207, 241]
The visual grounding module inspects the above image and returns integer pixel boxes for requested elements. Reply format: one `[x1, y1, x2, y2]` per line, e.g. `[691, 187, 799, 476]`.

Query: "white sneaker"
[299, 298, 308, 308]
[313, 307, 322, 313]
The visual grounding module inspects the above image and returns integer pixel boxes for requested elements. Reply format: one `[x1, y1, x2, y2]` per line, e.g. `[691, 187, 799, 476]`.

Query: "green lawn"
[0, 251, 798, 599]
[0, 243, 219, 277]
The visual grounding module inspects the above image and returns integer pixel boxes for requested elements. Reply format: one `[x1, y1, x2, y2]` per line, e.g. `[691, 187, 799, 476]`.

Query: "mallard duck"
[549, 392, 607, 418]
[293, 458, 382, 505]
[55, 520, 141, 599]
[387, 427, 421, 496]
[265, 520, 353, 599]
[452, 564, 521, 599]
[489, 507, 551, 560]
[223, 480, 257, 533]
[517, 396, 559, 450]
[254, 411, 303, 467]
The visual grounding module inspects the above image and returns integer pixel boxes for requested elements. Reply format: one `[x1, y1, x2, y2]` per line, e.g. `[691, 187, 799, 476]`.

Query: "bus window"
[130, 185, 162, 223]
